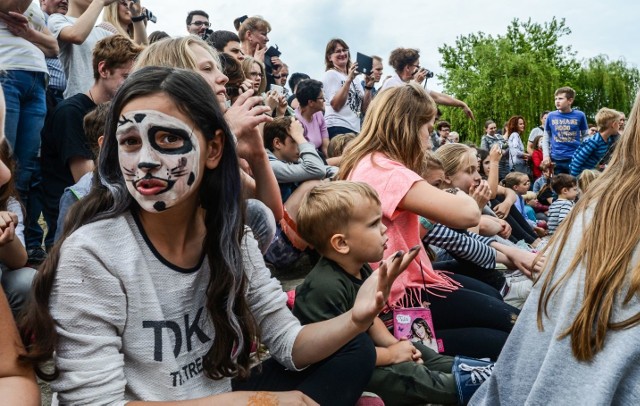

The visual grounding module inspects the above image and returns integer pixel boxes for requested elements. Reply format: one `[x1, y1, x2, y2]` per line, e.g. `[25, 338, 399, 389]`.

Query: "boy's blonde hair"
[595, 107, 622, 132]
[297, 181, 380, 253]
[523, 191, 537, 202]
[577, 169, 600, 193]
[327, 133, 356, 158]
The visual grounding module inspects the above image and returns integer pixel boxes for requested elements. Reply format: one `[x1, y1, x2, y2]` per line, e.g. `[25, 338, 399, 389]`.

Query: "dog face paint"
[116, 110, 201, 212]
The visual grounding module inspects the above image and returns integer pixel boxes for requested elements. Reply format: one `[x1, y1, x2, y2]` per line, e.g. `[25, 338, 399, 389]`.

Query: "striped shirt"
[569, 132, 613, 176]
[0, 1, 48, 74]
[547, 199, 574, 235]
[421, 220, 497, 270]
[43, 12, 66, 91]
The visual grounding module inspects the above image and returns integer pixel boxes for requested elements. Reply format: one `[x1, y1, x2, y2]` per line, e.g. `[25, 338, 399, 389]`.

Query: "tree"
[573, 55, 640, 121]
[435, 17, 640, 145]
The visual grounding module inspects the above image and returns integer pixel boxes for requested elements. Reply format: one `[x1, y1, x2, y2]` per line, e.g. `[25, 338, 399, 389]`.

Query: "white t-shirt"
[380, 72, 405, 91]
[0, 1, 48, 73]
[321, 69, 364, 132]
[50, 212, 303, 404]
[48, 14, 112, 98]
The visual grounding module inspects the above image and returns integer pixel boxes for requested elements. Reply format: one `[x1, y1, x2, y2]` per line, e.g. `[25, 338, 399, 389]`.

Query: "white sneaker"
[503, 277, 533, 309]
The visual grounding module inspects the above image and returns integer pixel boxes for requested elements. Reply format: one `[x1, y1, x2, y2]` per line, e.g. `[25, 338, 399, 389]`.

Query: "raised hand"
[224, 89, 272, 160]
[469, 179, 492, 209]
[351, 247, 421, 329]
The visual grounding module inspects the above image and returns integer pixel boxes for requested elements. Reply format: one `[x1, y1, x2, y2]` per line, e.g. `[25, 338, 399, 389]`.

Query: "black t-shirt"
[41, 93, 95, 221]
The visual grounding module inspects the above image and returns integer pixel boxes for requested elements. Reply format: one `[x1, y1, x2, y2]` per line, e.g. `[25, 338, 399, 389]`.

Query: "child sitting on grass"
[293, 181, 493, 406]
[547, 174, 579, 235]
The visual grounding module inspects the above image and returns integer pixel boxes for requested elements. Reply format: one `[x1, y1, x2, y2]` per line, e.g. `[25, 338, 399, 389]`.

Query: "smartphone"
[270, 84, 284, 95]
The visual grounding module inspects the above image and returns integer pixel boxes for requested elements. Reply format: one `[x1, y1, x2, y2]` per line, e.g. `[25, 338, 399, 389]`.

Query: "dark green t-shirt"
[293, 257, 372, 325]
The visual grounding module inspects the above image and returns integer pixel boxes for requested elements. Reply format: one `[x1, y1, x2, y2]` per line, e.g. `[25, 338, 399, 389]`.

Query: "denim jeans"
[0, 70, 47, 249]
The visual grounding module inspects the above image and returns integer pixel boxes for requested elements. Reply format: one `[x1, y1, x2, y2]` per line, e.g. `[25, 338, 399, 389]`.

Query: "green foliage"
[437, 17, 639, 145]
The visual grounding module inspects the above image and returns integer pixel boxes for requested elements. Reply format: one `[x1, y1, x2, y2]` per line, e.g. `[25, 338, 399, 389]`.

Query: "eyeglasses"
[190, 21, 211, 27]
[315, 97, 325, 102]
[333, 48, 349, 55]
[249, 72, 264, 78]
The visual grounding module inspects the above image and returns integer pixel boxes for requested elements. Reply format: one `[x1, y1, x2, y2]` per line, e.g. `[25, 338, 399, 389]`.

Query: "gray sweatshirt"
[50, 212, 303, 404]
[471, 209, 640, 405]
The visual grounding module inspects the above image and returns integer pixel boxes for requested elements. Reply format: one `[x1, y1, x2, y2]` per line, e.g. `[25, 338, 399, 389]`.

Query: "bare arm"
[428, 90, 474, 120]
[329, 65, 358, 112]
[0, 12, 59, 57]
[400, 180, 480, 230]
[58, 0, 116, 45]
[129, 1, 148, 45]
[0, 286, 40, 405]
[0, 212, 27, 269]
[292, 249, 419, 368]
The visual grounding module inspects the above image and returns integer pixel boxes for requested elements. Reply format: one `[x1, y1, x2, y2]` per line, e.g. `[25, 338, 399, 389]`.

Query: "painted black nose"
[138, 162, 161, 169]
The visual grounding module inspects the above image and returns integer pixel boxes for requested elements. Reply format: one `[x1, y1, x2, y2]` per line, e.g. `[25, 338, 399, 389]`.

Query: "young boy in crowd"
[264, 117, 335, 203]
[569, 107, 622, 176]
[547, 174, 579, 235]
[541, 86, 589, 174]
[293, 181, 492, 406]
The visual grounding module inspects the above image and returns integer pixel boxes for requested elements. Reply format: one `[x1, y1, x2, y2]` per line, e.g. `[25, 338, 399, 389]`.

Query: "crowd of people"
[0, 1, 639, 405]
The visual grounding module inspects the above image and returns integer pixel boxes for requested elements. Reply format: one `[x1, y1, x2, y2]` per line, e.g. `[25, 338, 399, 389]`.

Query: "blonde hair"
[577, 169, 599, 193]
[327, 133, 357, 158]
[595, 107, 622, 132]
[103, 2, 132, 38]
[133, 36, 221, 73]
[241, 57, 266, 95]
[338, 83, 437, 179]
[523, 191, 537, 202]
[297, 181, 380, 253]
[537, 89, 640, 361]
[237, 16, 271, 42]
[422, 151, 444, 178]
[434, 143, 473, 178]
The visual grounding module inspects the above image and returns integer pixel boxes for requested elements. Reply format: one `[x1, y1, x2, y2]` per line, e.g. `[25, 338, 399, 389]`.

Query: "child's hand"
[469, 180, 492, 209]
[489, 144, 502, 162]
[351, 247, 420, 330]
[493, 201, 510, 219]
[0, 211, 18, 246]
[388, 340, 423, 365]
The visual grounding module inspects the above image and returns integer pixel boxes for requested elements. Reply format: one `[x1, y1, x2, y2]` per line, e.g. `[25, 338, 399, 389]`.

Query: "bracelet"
[445, 187, 460, 195]
[131, 14, 146, 22]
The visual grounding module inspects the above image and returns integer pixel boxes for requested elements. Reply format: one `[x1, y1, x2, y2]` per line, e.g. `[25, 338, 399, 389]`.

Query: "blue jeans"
[0, 70, 47, 249]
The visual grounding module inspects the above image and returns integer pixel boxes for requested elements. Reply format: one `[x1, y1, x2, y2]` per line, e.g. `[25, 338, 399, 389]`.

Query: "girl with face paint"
[20, 67, 417, 405]
[134, 36, 284, 252]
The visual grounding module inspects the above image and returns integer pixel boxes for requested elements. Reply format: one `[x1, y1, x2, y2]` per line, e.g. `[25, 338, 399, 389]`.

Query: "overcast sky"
[142, 0, 639, 92]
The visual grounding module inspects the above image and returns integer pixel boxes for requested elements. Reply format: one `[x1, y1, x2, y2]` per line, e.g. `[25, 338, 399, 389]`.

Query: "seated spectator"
[101, 0, 148, 45]
[264, 117, 334, 203]
[435, 120, 451, 147]
[41, 35, 141, 245]
[526, 111, 549, 154]
[293, 181, 492, 406]
[480, 120, 510, 179]
[219, 53, 250, 105]
[207, 30, 245, 62]
[502, 172, 546, 237]
[570, 107, 622, 176]
[547, 173, 578, 235]
[133, 36, 283, 252]
[242, 56, 287, 117]
[327, 133, 356, 159]
[48, 0, 116, 98]
[287, 72, 310, 109]
[447, 131, 460, 143]
[577, 169, 599, 196]
[294, 79, 331, 160]
[530, 135, 544, 179]
[55, 102, 109, 242]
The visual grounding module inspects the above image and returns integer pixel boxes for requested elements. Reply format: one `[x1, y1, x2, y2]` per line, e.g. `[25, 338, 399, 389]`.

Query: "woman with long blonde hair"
[339, 83, 520, 360]
[471, 91, 640, 404]
[101, 0, 148, 45]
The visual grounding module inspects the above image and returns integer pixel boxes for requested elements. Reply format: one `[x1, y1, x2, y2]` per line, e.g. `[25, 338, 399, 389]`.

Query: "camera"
[426, 70, 434, 79]
[143, 8, 157, 23]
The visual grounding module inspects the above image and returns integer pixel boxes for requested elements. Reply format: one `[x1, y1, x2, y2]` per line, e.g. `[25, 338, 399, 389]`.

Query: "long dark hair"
[0, 139, 20, 212]
[19, 67, 259, 380]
